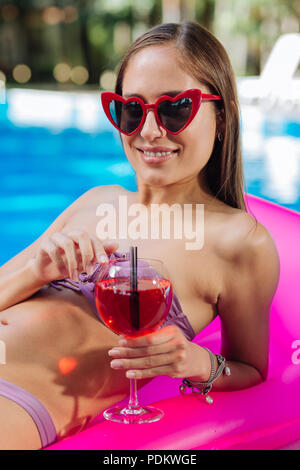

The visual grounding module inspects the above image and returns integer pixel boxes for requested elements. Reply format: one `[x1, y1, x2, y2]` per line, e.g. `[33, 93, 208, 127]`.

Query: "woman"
[0, 21, 279, 449]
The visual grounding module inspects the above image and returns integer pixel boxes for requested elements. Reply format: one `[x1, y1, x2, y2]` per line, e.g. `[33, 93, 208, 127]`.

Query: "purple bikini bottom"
[49, 250, 196, 342]
[0, 377, 57, 448]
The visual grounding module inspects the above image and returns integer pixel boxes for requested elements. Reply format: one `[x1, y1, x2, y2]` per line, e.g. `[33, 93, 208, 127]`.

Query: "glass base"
[103, 404, 164, 424]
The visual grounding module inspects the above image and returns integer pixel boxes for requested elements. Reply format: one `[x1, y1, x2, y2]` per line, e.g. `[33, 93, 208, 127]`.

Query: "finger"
[40, 238, 66, 273]
[68, 230, 108, 265]
[67, 230, 95, 273]
[124, 346, 188, 379]
[126, 365, 174, 380]
[110, 350, 177, 371]
[119, 325, 180, 348]
[108, 340, 177, 359]
[89, 235, 110, 264]
[51, 232, 77, 278]
[66, 230, 94, 270]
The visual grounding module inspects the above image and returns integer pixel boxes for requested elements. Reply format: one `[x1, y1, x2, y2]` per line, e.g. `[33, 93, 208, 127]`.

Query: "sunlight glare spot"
[58, 356, 78, 374]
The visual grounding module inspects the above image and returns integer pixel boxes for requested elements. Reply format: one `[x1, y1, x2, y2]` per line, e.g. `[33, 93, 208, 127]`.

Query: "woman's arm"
[205, 220, 280, 390]
[0, 186, 114, 311]
[0, 260, 46, 312]
[176, 220, 280, 390]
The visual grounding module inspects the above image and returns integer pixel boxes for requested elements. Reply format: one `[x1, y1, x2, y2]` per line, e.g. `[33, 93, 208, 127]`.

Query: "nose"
[139, 109, 167, 140]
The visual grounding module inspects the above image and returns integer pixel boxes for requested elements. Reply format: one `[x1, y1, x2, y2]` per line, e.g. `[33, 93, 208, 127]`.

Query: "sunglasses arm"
[202, 93, 221, 102]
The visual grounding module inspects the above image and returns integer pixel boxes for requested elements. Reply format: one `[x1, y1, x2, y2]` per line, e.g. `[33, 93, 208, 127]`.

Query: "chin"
[137, 170, 171, 187]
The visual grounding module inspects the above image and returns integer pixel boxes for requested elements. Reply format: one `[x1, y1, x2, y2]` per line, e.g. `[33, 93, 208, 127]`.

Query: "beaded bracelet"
[179, 347, 231, 404]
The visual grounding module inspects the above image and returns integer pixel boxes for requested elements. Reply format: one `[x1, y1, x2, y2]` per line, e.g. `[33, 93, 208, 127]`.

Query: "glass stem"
[128, 378, 140, 409]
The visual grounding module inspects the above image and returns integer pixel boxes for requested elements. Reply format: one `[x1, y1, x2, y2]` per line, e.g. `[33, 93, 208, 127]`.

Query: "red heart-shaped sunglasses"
[101, 89, 222, 136]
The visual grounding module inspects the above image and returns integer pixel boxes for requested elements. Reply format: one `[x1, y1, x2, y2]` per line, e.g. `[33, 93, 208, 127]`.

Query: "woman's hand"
[26, 229, 118, 284]
[108, 325, 210, 380]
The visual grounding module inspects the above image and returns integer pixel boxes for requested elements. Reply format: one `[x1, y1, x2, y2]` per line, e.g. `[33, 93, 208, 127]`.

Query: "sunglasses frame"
[101, 88, 221, 136]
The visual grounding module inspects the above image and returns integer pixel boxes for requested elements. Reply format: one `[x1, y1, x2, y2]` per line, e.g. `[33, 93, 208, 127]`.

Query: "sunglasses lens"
[158, 97, 193, 133]
[109, 100, 143, 134]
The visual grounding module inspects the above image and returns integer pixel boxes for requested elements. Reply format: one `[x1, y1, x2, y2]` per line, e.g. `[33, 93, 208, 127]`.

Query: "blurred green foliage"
[0, 0, 298, 88]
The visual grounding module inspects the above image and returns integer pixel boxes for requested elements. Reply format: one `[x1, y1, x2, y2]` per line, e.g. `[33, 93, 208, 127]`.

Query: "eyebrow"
[123, 90, 183, 100]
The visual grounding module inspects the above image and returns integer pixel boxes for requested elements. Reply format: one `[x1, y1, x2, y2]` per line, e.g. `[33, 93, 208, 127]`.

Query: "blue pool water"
[1, 92, 300, 265]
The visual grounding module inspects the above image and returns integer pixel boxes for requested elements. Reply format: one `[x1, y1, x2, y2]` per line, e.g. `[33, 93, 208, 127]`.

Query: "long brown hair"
[115, 21, 246, 211]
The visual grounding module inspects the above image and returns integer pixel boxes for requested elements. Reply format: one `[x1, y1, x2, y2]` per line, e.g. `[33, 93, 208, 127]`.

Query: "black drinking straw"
[129, 246, 140, 331]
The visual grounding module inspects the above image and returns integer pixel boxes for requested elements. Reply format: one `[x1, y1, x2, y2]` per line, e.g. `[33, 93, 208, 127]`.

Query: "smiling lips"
[138, 147, 179, 164]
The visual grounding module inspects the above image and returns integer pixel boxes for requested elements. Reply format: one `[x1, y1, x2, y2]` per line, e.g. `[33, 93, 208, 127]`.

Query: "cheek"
[121, 137, 140, 168]
[185, 113, 216, 151]
[194, 109, 216, 137]
[121, 137, 133, 156]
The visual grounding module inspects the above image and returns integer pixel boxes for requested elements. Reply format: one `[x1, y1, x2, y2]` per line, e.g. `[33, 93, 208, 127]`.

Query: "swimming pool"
[1, 89, 299, 265]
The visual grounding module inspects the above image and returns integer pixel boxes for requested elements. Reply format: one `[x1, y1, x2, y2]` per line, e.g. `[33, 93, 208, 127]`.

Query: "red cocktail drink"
[94, 253, 173, 423]
[95, 278, 172, 337]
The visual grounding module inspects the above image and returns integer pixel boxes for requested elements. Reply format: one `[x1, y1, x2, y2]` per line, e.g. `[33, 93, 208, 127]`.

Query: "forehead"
[122, 45, 205, 99]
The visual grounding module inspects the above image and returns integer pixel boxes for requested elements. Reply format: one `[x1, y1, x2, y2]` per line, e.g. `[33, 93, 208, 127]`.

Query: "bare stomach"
[0, 285, 135, 440]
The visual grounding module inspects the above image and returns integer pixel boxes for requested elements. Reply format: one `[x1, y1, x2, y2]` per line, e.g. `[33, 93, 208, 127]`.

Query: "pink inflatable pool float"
[46, 193, 300, 450]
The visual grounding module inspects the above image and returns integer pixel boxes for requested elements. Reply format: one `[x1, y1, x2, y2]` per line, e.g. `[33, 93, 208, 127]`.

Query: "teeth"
[143, 150, 174, 157]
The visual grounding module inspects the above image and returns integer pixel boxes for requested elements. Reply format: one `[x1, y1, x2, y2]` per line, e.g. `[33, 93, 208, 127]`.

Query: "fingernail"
[72, 269, 79, 281]
[126, 371, 136, 378]
[118, 339, 127, 347]
[99, 254, 108, 264]
[110, 360, 123, 369]
[108, 349, 121, 357]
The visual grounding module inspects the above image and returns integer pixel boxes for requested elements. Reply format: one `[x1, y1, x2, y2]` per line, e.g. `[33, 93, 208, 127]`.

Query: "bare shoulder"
[92, 184, 129, 196]
[213, 207, 279, 265]
[61, 184, 131, 230]
[87, 184, 130, 204]
[87, 184, 128, 197]
[216, 207, 280, 301]
[216, 208, 280, 381]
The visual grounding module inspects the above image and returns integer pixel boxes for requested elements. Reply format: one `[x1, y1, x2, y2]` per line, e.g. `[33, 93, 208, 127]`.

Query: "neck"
[135, 172, 214, 207]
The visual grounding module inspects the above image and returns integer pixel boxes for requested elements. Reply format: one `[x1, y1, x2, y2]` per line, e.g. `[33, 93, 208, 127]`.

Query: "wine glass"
[94, 252, 173, 424]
